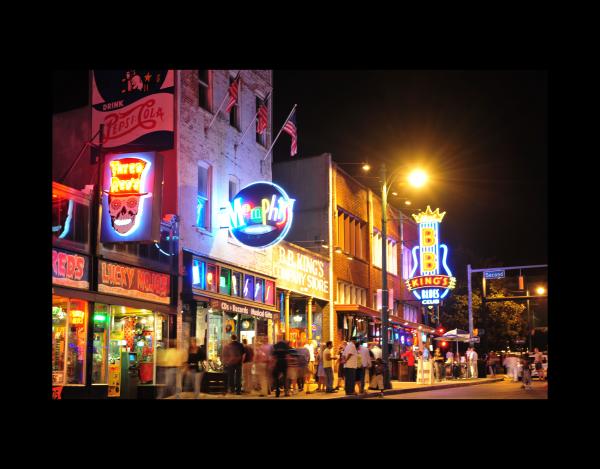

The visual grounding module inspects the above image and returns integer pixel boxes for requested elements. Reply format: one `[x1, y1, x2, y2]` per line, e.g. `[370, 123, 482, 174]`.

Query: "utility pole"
[380, 163, 391, 389]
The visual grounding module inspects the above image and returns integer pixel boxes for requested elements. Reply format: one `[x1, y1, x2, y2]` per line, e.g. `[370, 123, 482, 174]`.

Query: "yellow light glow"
[408, 169, 428, 188]
[536, 287, 546, 295]
[391, 191, 398, 196]
[404, 200, 411, 205]
[412, 206, 446, 224]
[362, 163, 371, 172]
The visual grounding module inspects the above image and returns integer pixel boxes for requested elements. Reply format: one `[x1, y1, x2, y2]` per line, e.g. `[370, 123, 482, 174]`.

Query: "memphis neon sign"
[226, 181, 295, 249]
[406, 206, 456, 305]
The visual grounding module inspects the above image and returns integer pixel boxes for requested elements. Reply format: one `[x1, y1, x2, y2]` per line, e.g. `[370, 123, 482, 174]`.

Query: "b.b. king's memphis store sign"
[406, 206, 456, 305]
[225, 181, 295, 249]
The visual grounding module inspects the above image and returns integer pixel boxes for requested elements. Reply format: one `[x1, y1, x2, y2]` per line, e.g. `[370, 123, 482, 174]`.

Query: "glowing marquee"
[406, 206, 456, 305]
[226, 181, 295, 249]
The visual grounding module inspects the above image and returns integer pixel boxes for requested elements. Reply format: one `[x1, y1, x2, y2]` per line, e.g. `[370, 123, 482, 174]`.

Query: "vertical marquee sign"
[100, 152, 163, 243]
[406, 206, 456, 305]
[92, 70, 174, 149]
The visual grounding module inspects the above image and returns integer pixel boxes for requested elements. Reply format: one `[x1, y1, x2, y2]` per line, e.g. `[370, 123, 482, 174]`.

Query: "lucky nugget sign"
[92, 70, 174, 149]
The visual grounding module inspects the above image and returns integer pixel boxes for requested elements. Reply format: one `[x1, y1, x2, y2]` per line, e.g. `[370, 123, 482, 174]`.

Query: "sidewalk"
[166, 377, 504, 400]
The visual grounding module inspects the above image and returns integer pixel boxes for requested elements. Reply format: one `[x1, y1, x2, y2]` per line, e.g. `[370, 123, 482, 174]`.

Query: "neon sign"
[405, 206, 456, 305]
[226, 181, 295, 249]
[101, 152, 163, 243]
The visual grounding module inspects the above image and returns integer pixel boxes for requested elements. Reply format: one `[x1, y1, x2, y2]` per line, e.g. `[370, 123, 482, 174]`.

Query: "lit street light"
[536, 286, 546, 295]
[363, 163, 428, 389]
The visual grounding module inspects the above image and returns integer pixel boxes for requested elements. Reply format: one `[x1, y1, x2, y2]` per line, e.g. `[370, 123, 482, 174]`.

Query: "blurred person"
[222, 334, 244, 395]
[316, 343, 326, 392]
[342, 337, 358, 396]
[287, 347, 300, 394]
[469, 347, 478, 378]
[158, 339, 185, 399]
[357, 340, 372, 394]
[183, 338, 205, 398]
[323, 341, 338, 393]
[370, 342, 382, 360]
[521, 356, 533, 390]
[533, 347, 545, 381]
[503, 354, 519, 382]
[486, 352, 496, 378]
[272, 339, 291, 397]
[335, 341, 346, 391]
[304, 339, 316, 384]
[433, 347, 444, 382]
[296, 343, 311, 393]
[401, 347, 415, 382]
[254, 338, 271, 396]
[372, 358, 385, 397]
[241, 339, 254, 394]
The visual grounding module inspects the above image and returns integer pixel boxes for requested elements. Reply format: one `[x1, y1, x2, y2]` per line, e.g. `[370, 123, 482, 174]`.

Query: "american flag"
[256, 99, 268, 135]
[225, 77, 239, 113]
[282, 110, 297, 156]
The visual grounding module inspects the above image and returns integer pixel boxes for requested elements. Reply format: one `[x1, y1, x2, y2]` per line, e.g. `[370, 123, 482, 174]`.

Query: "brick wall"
[177, 70, 275, 277]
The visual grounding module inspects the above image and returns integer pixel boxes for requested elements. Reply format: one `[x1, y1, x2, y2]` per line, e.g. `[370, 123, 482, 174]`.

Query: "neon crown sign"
[406, 205, 456, 305]
[226, 181, 295, 249]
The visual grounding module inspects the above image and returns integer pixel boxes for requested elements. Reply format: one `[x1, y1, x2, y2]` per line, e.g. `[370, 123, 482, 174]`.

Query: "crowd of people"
[159, 336, 547, 398]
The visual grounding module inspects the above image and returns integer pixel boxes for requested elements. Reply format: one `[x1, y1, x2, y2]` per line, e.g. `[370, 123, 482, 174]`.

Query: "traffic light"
[437, 326, 445, 335]
[441, 341, 447, 347]
[473, 328, 478, 337]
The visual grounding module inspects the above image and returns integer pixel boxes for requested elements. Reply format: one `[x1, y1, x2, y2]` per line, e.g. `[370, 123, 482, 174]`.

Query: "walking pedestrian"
[533, 347, 545, 381]
[469, 347, 478, 378]
[503, 354, 519, 382]
[323, 341, 338, 393]
[521, 356, 533, 390]
[254, 337, 271, 396]
[272, 339, 291, 397]
[486, 352, 496, 378]
[287, 347, 300, 394]
[296, 343, 311, 393]
[335, 341, 346, 390]
[241, 339, 254, 394]
[183, 338, 205, 398]
[222, 334, 244, 395]
[433, 347, 445, 382]
[304, 340, 316, 384]
[372, 358, 385, 397]
[316, 343, 326, 392]
[342, 338, 358, 396]
[356, 339, 372, 394]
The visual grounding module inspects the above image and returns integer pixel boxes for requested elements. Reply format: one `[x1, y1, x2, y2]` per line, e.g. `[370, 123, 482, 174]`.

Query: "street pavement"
[168, 376, 517, 400]
[384, 379, 548, 399]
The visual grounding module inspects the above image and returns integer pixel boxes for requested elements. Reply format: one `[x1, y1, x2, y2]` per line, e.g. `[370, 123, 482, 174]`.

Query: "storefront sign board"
[212, 299, 275, 320]
[98, 260, 171, 304]
[272, 243, 329, 301]
[52, 248, 89, 290]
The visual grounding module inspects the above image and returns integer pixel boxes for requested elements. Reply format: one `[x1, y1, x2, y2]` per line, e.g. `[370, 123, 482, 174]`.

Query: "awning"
[334, 304, 381, 320]
[389, 315, 435, 333]
[52, 286, 177, 314]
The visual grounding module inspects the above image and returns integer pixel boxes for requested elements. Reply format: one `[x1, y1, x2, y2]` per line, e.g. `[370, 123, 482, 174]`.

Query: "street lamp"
[536, 286, 546, 295]
[363, 163, 428, 389]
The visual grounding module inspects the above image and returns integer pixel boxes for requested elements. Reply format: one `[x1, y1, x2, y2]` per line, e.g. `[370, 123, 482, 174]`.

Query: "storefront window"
[66, 298, 88, 384]
[254, 278, 264, 303]
[92, 304, 110, 384]
[265, 280, 275, 305]
[232, 271, 242, 297]
[192, 259, 206, 289]
[206, 263, 218, 292]
[52, 297, 69, 386]
[219, 268, 231, 295]
[243, 275, 254, 301]
[240, 317, 256, 344]
[207, 310, 223, 362]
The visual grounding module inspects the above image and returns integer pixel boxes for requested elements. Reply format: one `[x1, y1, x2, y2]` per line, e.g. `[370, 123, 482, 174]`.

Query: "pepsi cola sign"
[226, 181, 295, 249]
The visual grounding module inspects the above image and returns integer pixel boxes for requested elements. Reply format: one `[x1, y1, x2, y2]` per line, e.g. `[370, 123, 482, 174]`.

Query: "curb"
[335, 378, 505, 399]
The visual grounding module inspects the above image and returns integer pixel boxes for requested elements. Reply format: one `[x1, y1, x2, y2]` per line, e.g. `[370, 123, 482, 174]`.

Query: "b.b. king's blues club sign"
[406, 206, 456, 305]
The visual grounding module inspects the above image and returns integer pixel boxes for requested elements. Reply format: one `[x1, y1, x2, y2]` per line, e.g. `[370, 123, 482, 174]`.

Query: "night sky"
[53, 70, 548, 270]
[273, 70, 547, 270]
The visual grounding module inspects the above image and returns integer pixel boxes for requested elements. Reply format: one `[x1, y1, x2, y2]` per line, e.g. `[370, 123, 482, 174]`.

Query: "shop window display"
[206, 264, 218, 292]
[231, 271, 242, 297]
[254, 278, 264, 303]
[52, 296, 88, 386]
[92, 304, 109, 384]
[243, 275, 254, 301]
[219, 268, 231, 295]
[265, 280, 275, 305]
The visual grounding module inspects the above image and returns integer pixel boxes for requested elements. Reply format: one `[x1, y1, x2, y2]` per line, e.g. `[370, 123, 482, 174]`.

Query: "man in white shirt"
[357, 341, 372, 394]
[503, 354, 519, 382]
[469, 348, 478, 378]
[342, 339, 358, 395]
[465, 347, 473, 378]
[304, 340, 316, 384]
[370, 343, 382, 360]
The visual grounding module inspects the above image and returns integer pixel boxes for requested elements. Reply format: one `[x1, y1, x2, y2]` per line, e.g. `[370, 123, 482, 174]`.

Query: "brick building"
[273, 153, 435, 364]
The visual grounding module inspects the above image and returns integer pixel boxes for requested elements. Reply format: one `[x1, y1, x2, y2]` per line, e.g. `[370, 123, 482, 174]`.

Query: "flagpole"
[205, 71, 241, 133]
[262, 103, 297, 162]
[237, 92, 270, 149]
